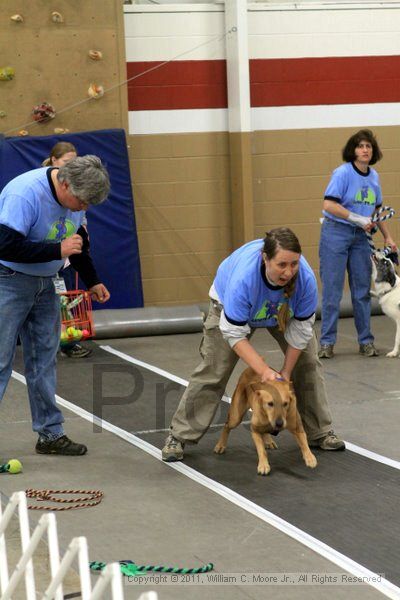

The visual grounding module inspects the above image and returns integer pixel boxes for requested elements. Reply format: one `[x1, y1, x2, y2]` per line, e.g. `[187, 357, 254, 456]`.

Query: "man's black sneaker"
[35, 435, 87, 456]
[60, 344, 92, 358]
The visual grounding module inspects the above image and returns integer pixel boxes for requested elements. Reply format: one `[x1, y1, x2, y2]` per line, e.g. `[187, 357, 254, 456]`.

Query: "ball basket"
[59, 290, 95, 346]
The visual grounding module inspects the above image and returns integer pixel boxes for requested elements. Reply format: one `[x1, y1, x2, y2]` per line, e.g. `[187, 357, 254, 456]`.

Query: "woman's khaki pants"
[170, 301, 333, 444]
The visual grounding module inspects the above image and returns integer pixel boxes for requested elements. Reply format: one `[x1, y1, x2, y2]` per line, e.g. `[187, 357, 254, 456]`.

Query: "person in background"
[318, 129, 397, 359]
[162, 227, 345, 463]
[43, 142, 92, 358]
[0, 155, 110, 455]
[42, 141, 77, 168]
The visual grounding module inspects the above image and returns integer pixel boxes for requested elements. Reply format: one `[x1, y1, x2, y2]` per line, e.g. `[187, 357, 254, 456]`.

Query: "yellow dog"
[214, 367, 317, 475]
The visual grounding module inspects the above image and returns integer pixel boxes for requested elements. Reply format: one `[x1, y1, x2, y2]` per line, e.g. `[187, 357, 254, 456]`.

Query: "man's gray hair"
[57, 155, 110, 205]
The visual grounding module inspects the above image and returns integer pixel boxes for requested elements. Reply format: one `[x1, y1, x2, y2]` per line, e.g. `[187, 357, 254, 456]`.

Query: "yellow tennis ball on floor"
[7, 459, 22, 474]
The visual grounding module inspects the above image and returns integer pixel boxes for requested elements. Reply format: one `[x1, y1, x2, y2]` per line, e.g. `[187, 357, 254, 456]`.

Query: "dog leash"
[89, 559, 214, 578]
[25, 488, 103, 510]
[367, 206, 398, 264]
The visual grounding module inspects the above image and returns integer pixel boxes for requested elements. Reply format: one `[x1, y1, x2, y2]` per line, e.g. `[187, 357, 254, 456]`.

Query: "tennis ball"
[7, 459, 22, 474]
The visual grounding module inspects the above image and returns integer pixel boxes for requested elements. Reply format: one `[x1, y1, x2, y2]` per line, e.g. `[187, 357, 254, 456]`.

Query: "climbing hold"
[0, 67, 15, 81]
[88, 83, 104, 99]
[0, 111, 6, 118]
[18, 130, 29, 136]
[32, 102, 56, 123]
[10, 14, 24, 23]
[54, 127, 70, 134]
[88, 50, 103, 61]
[51, 11, 64, 23]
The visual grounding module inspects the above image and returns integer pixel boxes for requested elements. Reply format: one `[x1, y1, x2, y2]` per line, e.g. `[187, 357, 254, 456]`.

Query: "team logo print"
[355, 186, 376, 205]
[254, 299, 293, 323]
[46, 217, 76, 242]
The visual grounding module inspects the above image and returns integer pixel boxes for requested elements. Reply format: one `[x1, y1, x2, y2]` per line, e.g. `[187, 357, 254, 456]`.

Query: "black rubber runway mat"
[13, 344, 400, 587]
[13, 344, 229, 436]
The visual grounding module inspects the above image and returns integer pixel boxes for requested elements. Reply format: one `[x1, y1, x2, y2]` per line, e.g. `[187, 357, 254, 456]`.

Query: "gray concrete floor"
[0, 315, 399, 599]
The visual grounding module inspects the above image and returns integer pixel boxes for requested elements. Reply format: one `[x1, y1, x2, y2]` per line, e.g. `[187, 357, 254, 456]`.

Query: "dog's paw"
[305, 453, 318, 469]
[213, 443, 226, 455]
[265, 438, 278, 450]
[257, 462, 271, 476]
[386, 350, 399, 358]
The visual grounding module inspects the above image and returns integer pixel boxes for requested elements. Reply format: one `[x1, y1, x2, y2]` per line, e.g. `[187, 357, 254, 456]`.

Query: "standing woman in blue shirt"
[318, 129, 397, 359]
[162, 227, 344, 462]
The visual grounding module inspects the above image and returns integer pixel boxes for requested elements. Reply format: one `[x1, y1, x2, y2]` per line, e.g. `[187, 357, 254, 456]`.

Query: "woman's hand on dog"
[279, 369, 291, 382]
[384, 236, 398, 252]
[260, 366, 284, 383]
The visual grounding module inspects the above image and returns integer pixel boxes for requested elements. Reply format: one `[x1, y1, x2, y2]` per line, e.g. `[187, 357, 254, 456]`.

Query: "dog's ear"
[246, 384, 262, 401]
[388, 266, 396, 288]
[286, 387, 297, 423]
[386, 251, 399, 266]
[288, 384, 297, 407]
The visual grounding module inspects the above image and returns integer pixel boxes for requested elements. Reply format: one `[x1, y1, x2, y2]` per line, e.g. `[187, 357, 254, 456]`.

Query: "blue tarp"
[0, 129, 143, 309]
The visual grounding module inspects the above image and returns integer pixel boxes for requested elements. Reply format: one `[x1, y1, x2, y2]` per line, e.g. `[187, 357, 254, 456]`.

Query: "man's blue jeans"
[0, 264, 64, 438]
[319, 218, 373, 346]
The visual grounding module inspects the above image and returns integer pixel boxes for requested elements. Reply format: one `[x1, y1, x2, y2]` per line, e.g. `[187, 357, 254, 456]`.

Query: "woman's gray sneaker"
[309, 431, 345, 451]
[359, 343, 379, 357]
[162, 433, 184, 462]
[318, 344, 334, 359]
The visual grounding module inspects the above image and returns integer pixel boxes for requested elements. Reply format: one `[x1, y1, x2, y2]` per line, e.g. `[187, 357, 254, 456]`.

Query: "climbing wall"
[0, 1, 128, 137]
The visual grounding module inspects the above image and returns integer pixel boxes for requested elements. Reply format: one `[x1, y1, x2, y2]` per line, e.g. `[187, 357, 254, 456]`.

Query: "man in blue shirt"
[0, 155, 110, 455]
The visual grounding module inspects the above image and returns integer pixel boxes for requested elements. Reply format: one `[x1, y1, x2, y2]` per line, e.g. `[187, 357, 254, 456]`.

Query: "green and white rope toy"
[90, 559, 214, 578]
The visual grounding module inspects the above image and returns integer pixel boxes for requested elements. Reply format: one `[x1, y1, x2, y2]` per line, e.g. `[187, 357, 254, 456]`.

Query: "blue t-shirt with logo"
[323, 162, 382, 226]
[213, 239, 318, 329]
[0, 168, 83, 276]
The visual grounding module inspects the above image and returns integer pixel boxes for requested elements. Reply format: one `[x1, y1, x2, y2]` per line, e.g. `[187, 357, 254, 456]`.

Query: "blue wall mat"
[0, 129, 143, 310]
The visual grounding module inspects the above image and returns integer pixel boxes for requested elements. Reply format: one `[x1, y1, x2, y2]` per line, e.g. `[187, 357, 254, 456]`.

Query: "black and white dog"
[371, 253, 400, 358]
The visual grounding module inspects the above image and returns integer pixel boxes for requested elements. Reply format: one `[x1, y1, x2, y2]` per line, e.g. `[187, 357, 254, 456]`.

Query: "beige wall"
[128, 132, 232, 305]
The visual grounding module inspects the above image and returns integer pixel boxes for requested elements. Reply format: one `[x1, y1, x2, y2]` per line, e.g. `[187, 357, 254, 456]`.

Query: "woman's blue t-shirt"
[323, 162, 382, 225]
[213, 239, 318, 329]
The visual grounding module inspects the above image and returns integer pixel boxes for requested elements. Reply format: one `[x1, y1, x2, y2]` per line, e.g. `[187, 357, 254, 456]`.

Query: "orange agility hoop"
[59, 290, 95, 346]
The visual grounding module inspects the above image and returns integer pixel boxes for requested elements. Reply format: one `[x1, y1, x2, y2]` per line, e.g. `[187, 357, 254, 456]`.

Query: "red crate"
[59, 290, 95, 345]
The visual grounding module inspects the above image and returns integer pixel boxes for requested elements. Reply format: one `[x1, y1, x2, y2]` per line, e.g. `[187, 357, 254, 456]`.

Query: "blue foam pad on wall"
[0, 129, 143, 310]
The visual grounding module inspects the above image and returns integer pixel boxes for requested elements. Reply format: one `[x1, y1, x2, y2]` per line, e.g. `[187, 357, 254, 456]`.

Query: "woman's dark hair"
[262, 228, 301, 332]
[42, 142, 77, 167]
[342, 129, 382, 165]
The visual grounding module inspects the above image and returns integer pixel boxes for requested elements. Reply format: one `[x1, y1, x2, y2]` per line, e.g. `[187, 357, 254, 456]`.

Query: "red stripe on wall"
[127, 60, 227, 110]
[127, 55, 400, 111]
[250, 56, 400, 106]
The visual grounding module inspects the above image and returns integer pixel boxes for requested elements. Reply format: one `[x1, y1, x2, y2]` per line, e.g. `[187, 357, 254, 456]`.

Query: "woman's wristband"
[347, 212, 371, 228]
